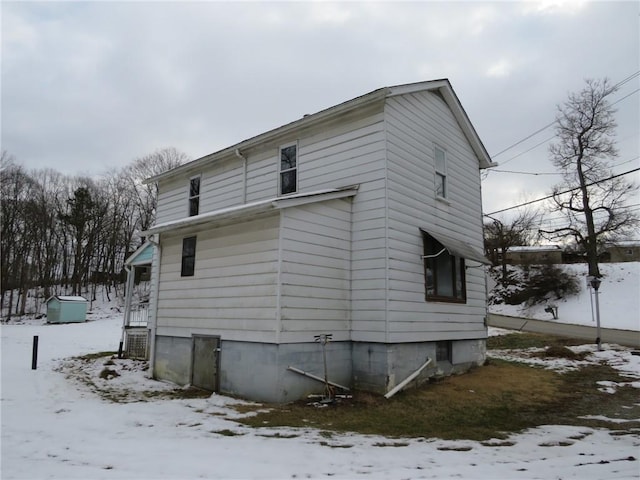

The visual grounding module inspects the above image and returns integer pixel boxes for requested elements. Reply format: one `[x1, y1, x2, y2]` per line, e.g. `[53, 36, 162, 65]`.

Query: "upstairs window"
[434, 146, 447, 199]
[181, 236, 197, 277]
[423, 231, 465, 302]
[279, 143, 297, 195]
[189, 176, 200, 217]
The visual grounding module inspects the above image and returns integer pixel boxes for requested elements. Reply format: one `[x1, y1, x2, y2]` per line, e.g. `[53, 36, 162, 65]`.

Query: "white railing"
[128, 302, 149, 327]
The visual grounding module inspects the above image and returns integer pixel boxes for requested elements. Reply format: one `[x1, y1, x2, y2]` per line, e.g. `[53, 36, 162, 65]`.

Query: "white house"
[143, 79, 495, 402]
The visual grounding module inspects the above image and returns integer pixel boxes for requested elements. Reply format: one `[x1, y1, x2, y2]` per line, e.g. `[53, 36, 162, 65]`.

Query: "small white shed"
[46, 296, 89, 323]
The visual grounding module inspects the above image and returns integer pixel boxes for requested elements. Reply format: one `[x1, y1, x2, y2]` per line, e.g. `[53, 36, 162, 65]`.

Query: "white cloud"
[486, 59, 513, 78]
[521, 0, 588, 16]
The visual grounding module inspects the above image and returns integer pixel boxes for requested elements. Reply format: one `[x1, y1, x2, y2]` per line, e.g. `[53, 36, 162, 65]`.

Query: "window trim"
[423, 231, 466, 303]
[181, 236, 197, 277]
[188, 175, 201, 217]
[434, 145, 447, 199]
[278, 142, 298, 196]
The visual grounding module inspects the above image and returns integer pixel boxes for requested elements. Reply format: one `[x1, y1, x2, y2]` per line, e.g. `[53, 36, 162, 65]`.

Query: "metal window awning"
[420, 228, 490, 265]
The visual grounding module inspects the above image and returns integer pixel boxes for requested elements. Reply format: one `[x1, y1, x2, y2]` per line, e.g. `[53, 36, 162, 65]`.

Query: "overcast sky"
[2, 1, 639, 220]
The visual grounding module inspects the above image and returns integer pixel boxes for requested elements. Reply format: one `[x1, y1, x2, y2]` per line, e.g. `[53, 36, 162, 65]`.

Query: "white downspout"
[148, 236, 161, 378]
[235, 148, 247, 203]
[384, 357, 433, 399]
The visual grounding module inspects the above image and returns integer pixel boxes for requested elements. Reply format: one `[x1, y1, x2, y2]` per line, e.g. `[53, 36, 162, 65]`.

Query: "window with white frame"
[189, 176, 200, 217]
[279, 143, 297, 195]
[434, 146, 447, 199]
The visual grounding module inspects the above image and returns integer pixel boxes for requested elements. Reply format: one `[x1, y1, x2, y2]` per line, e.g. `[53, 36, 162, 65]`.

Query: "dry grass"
[236, 333, 640, 440]
[238, 361, 566, 441]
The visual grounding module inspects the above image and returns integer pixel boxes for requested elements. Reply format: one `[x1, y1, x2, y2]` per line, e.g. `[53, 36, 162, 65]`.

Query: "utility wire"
[484, 167, 640, 216]
[489, 71, 640, 160]
[489, 156, 639, 175]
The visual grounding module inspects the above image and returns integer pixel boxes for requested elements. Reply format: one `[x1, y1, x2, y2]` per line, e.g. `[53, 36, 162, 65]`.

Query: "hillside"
[488, 262, 640, 332]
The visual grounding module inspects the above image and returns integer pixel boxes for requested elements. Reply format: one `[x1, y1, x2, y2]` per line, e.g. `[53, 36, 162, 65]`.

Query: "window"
[189, 176, 200, 217]
[423, 232, 466, 302]
[181, 236, 197, 277]
[434, 146, 447, 199]
[436, 341, 452, 363]
[279, 143, 297, 195]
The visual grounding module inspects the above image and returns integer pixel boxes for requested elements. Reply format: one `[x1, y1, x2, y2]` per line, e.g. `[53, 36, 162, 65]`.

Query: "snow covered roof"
[509, 245, 562, 253]
[46, 295, 88, 303]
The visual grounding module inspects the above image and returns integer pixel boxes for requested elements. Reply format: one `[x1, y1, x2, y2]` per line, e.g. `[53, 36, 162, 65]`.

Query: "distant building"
[601, 241, 640, 263]
[503, 245, 563, 265]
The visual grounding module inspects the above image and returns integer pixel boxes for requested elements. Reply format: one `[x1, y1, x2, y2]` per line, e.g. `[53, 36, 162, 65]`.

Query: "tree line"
[0, 148, 188, 320]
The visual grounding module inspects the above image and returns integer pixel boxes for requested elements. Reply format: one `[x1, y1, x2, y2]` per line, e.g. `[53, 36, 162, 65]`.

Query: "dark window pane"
[435, 253, 453, 297]
[190, 177, 200, 197]
[181, 237, 196, 277]
[281, 145, 297, 170]
[181, 257, 195, 277]
[280, 170, 296, 194]
[436, 341, 451, 362]
[423, 232, 466, 303]
[189, 197, 199, 216]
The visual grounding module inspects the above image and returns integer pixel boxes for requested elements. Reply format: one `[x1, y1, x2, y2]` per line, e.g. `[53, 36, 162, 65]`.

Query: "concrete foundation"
[153, 336, 486, 402]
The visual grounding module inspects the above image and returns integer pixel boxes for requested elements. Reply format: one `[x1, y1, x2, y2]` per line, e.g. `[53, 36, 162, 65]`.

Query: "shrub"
[491, 264, 580, 306]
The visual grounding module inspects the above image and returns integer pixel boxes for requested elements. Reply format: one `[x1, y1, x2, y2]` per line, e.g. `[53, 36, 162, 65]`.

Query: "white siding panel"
[384, 91, 487, 341]
[279, 200, 351, 340]
[156, 215, 280, 343]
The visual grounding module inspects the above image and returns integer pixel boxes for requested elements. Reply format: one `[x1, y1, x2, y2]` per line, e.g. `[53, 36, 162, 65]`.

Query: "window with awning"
[420, 229, 489, 303]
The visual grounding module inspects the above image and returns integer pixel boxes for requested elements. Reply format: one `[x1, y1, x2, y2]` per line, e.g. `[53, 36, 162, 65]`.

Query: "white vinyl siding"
[155, 215, 280, 342]
[384, 90, 486, 342]
[152, 89, 488, 347]
[279, 199, 352, 342]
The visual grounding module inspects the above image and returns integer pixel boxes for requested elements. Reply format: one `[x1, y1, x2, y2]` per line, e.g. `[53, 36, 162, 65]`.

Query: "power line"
[489, 169, 561, 176]
[489, 71, 640, 161]
[484, 167, 640, 216]
[488, 156, 639, 176]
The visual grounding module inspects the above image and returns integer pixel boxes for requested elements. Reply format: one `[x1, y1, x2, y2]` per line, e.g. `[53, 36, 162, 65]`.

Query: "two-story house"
[142, 79, 495, 402]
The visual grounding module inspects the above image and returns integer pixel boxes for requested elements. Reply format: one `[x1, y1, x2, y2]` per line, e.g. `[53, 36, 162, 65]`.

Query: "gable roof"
[145, 79, 495, 185]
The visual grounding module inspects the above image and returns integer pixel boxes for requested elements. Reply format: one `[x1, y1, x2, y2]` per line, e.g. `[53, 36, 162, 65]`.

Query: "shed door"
[191, 335, 220, 392]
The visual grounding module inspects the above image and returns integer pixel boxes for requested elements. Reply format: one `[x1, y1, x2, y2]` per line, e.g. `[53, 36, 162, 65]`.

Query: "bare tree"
[484, 209, 538, 283]
[123, 147, 189, 242]
[540, 78, 638, 277]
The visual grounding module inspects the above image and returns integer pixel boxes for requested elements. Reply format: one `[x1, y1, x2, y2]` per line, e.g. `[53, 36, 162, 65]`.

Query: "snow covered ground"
[489, 262, 640, 332]
[2, 264, 640, 479]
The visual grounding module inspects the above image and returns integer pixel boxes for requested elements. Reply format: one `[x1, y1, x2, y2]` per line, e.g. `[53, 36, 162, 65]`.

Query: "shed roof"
[46, 295, 88, 303]
[144, 79, 495, 186]
[143, 185, 359, 236]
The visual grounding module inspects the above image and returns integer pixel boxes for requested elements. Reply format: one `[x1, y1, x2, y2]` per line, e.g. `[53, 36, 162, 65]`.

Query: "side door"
[191, 335, 220, 392]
